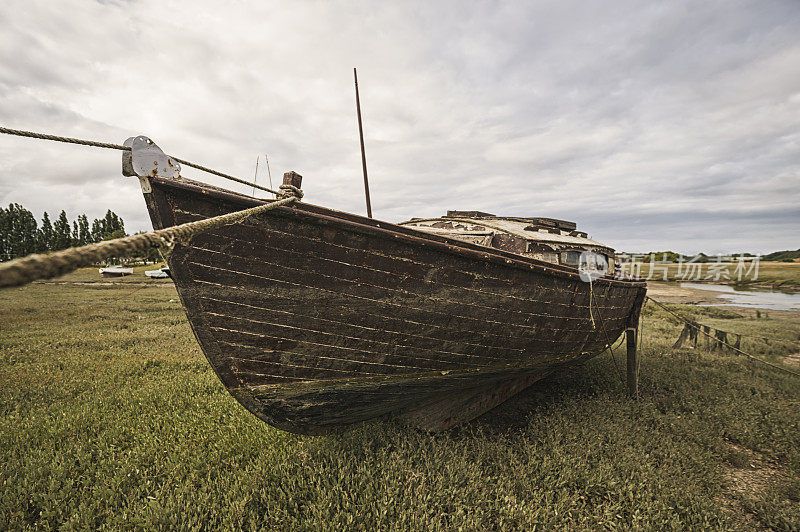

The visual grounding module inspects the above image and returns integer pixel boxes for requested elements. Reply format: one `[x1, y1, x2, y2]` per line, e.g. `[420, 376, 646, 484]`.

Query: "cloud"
[0, 0, 798, 255]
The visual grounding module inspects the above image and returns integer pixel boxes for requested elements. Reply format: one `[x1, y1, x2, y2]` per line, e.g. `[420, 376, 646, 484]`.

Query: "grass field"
[629, 261, 800, 290]
[1, 270, 800, 529]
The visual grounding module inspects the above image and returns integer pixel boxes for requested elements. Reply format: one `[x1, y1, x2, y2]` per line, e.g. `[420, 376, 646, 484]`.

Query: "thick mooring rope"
[0, 126, 128, 150]
[0, 126, 281, 196]
[645, 296, 800, 377]
[0, 188, 301, 289]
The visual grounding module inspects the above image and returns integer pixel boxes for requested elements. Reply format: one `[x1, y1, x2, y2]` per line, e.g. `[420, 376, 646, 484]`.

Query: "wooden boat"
[137, 163, 646, 434]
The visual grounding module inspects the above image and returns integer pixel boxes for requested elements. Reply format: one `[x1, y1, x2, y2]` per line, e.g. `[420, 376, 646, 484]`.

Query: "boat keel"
[397, 371, 551, 432]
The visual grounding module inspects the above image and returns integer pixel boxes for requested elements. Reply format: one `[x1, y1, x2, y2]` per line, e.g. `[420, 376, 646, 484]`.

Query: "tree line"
[0, 203, 127, 261]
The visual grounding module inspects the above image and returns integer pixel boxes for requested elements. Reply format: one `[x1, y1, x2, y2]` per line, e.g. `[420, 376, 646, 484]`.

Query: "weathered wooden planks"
[143, 175, 647, 434]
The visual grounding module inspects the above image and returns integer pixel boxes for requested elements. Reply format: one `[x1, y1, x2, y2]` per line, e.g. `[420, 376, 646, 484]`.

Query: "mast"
[251, 155, 259, 197]
[353, 68, 373, 218]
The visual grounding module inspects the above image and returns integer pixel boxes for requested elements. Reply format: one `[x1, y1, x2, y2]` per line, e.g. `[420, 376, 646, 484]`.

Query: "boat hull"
[142, 177, 646, 434]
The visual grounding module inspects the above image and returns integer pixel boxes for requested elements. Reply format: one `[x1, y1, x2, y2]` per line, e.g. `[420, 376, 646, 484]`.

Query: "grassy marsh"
[1, 271, 799, 529]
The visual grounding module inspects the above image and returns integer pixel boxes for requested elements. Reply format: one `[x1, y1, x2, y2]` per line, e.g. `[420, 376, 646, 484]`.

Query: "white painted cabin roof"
[400, 217, 613, 251]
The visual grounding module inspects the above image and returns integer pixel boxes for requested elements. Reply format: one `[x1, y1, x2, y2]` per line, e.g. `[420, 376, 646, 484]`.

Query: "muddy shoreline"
[646, 281, 800, 317]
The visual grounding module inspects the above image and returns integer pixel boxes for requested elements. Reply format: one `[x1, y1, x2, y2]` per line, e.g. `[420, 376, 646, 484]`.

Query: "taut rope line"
[0, 126, 281, 196]
[645, 295, 800, 378]
[0, 189, 301, 289]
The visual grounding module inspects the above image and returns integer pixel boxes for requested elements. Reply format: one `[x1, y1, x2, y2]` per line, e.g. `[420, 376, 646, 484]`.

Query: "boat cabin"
[399, 211, 616, 275]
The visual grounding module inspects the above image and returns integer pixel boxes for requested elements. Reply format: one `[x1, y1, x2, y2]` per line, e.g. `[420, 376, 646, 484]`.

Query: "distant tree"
[103, 210, 125, 238]
[763, 249, 800, 262]
[0, 206, 9, 260]
[90, 218, 104, 243]
[52, 210, 72, 251]
[72, 220, 80, 246]
[107, 228, 126, 240]
[11, 204, 38, 259]
[0, 204, 128, 260]
[37, 212, 54, 252]
[643, 251, 681, 263]
[77, 214, 91, 246]
[90, 210, 126, 242]
[0, 203, 38, 260]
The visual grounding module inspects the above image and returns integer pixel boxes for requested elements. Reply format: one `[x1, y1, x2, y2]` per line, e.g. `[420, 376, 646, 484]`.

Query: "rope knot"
[277, 184, 303, 200]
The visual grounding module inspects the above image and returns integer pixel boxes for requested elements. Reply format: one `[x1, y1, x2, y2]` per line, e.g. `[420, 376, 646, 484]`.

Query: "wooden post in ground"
[672, 322, 690, 349]
[626, 327, 638, 399]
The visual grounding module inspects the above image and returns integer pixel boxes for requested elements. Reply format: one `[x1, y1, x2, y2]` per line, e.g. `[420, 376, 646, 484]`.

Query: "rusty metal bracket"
[122, 136, 180, 179]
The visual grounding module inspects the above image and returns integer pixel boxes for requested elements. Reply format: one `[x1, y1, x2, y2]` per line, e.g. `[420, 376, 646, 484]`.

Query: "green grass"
[1, 271, 800, 529]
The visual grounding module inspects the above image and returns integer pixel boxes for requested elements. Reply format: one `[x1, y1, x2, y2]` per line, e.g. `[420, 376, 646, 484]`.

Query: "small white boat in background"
[145, 266, 170, 279]
[99, 266, 133, 277]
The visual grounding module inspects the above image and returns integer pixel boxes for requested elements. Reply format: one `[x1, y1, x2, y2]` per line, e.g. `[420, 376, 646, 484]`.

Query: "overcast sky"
[0, 0, 798, 254]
